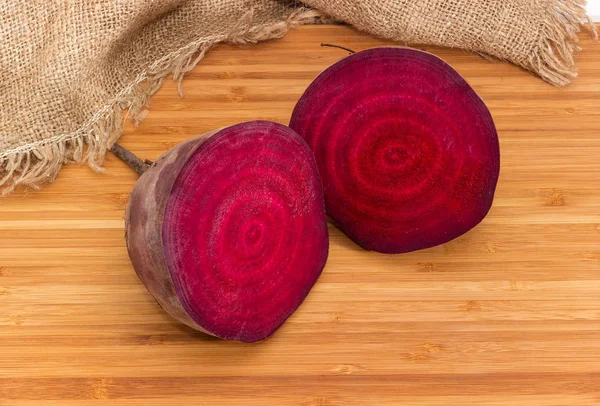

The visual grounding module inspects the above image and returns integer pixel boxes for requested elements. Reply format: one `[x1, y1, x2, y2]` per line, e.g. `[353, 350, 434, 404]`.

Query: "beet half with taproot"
[123, 121, 329, 343]
[290, 47, 500, 254]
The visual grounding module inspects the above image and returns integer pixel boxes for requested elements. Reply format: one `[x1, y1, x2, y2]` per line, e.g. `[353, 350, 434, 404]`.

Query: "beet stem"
[320, 43, 356, 54]
[111, 143, 151, 176]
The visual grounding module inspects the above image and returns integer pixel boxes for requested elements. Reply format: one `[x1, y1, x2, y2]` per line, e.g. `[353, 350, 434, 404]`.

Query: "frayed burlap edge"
[0, 2, 597, 196]
[0, 7, 323, 196]
[529, 0, 598, 86]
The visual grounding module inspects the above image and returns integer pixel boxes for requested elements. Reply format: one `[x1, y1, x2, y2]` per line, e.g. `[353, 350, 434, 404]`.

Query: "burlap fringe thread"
[532, 0, 598, 86]
[0, 2, 597, 196]
[0, 8, 321, 196]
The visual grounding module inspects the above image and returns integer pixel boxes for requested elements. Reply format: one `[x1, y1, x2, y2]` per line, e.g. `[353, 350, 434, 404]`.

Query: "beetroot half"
[290, 47, 500, 254]
[124, 121, 328, 342]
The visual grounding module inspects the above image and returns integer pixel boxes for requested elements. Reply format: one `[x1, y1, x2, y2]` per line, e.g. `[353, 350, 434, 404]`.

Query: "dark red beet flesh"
[126, 121, 328, 342]
[290, 47, 500, 254]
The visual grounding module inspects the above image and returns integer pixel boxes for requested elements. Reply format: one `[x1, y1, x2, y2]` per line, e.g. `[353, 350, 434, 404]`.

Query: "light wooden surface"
[1, 25, 600, 405]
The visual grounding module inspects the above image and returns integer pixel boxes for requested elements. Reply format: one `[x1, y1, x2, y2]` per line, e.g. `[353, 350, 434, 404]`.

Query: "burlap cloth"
[0, 0, 596, 195]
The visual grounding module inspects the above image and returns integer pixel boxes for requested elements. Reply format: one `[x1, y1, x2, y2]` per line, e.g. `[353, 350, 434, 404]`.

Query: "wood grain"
[1, 25, 599, 406]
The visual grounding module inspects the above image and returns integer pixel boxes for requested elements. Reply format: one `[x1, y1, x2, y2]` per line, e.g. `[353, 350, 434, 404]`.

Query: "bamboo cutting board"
[1, 26, 599, 406]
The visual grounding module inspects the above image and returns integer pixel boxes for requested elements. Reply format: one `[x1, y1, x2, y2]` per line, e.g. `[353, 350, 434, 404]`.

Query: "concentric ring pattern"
[162, 122, 328, 342]
[290, 48, 500, 254]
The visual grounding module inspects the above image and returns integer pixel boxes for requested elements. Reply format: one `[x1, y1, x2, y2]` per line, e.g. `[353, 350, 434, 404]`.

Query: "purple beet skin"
[290, 47, 500, 254]
[125, 121, 329, 342]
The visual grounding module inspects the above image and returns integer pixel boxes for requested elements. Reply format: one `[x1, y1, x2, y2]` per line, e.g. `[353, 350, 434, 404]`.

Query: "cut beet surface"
[125, 121, 328, 342]
[290, 47, 500, 254]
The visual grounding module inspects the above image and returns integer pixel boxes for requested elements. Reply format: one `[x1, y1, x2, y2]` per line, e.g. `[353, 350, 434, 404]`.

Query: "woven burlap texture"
[0, 0, 596, 195]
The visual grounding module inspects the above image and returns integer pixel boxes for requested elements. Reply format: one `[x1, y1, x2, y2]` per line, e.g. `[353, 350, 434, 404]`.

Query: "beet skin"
[290, 47, 500, 254]
[125, 121, 329, 342]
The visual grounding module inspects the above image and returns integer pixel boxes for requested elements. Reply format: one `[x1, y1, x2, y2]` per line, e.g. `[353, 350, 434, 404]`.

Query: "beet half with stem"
[122, 121, 328, 342]
[290, 47, 500, 254]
